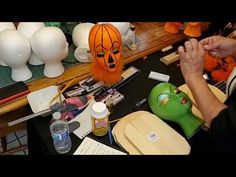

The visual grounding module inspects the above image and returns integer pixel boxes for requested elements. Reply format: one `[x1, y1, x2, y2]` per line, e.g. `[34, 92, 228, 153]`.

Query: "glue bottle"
[91, 102, 109, 136]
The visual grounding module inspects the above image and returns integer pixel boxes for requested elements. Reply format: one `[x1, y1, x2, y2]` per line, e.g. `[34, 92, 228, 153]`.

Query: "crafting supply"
[160, 51, 179, 65]
[0, 81, 30, 105]
[112, 66, 140, 89]
[109, 118, 122, 124]
[135, 98, 147, 107]
[91, 102, 109, 136]
[161, 45, 173, 52]
[73, 136, 127, 155]
[113, 111, 191, 155]
[8, 95, 90, 126]
[108, 124, 113, 145]
[69, 99, 95, 139]
[49, 78, 76, 105]
[148, 71, 170, 82]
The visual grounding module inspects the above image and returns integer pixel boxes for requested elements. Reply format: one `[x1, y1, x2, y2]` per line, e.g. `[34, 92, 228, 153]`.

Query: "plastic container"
[50, 112, 72, 154]
[27, 85, 65, 116]
[91, 102, 109, 136]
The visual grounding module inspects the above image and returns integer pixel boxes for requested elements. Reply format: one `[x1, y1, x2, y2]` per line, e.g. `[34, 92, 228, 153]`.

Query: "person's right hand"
[200, 35, 236, 58]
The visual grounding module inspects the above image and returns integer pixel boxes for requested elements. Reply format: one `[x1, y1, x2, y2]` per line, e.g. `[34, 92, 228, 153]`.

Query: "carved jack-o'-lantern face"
[89, 24, 122, 72]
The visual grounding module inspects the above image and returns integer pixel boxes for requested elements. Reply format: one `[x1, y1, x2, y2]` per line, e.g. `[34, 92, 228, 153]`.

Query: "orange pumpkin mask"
[89, 24, 123, 85]
[204, 52, 236, 82]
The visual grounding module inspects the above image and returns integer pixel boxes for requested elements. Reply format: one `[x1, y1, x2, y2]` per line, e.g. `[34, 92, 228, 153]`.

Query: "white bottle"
[50, 112, 72, 154]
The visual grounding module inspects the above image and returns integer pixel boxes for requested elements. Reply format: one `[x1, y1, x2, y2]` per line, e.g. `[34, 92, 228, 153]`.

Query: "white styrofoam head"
[0, 22, 16, 32]
[97, 22, 132, 45]
[0, 22, 16, 66]
[72, 22, 94, 62]
[30, 27, 68, 78]
[98, 22, 130, 36]
[17, 22, 45, 65]
[0, 30, 31, 67]
[30, 26, 68, 63]
[0, 30, 32, 81]
[72, 22, 94, 47]
[17, 22, 45, 39]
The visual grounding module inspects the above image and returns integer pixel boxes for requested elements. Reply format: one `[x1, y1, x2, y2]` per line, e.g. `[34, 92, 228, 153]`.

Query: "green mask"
[148, 83, 204, 139]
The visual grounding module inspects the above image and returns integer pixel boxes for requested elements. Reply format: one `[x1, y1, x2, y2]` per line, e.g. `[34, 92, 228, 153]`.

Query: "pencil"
[108, 124, 113, 145]
[49, 78, 76, 105]
[109, 118, 122, 124]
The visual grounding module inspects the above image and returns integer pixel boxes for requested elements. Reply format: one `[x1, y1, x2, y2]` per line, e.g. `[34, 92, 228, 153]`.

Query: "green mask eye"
[159, 94, 170, 106]
[173, 88, 180, 94]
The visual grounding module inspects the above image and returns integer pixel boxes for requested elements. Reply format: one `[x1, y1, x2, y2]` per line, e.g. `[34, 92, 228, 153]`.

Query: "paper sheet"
[73, 137, 127, 155]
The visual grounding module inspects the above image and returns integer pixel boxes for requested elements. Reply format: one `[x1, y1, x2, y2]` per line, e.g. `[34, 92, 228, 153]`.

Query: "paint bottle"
[91, 102, 109, 136]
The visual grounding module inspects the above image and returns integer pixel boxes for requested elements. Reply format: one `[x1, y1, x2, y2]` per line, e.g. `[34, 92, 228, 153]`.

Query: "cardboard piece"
[112, 111, 191, 155]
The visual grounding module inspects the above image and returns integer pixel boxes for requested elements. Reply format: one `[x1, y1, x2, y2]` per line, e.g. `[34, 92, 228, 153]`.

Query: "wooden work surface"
[0, 22, 210, 116]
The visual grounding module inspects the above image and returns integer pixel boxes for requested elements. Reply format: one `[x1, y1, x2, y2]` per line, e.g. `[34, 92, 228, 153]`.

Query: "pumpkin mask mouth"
[109, 64, 115, 69]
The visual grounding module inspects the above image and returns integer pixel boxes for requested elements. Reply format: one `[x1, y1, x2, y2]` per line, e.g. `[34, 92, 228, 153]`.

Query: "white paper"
[74, 137, 127, 155]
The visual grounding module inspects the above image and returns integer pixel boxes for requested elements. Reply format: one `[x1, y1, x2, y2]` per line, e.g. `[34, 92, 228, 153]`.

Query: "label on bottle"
[92, 116, 109, 136]
[51, 130, 69, 141]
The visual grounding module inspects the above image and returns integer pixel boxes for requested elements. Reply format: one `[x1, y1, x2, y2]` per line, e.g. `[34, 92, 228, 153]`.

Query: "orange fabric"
[164, 22, 181, 34]
[204, 53, 236, 82]
[184, 22, 202, 37]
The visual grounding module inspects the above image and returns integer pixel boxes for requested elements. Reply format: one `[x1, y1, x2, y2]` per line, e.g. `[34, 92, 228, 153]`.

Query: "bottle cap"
[91, 102, 108, 119]
[130, 25, 135, 31]
[53, 112, 61, 120]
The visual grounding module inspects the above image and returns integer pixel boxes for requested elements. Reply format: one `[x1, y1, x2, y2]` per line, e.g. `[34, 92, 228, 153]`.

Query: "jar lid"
[130, 25, 135, 31]
[91, 102, 108, 119]
[53, 112, 61, 120]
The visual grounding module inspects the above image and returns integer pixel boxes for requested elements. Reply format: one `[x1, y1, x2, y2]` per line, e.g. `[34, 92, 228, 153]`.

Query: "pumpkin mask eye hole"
[112, 48, 119, 54]
[97, 51, 105, 57]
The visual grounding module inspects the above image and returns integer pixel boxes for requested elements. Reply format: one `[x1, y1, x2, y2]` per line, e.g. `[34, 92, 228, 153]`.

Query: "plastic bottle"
[49, 112, 72, 154]
[128, 25, 137, 50]
[91, 102, 109, 136]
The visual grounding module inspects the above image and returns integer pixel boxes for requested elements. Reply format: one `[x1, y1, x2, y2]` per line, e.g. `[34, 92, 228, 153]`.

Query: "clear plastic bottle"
[50, 112, 72, 154]
[128, 25, 137, 50]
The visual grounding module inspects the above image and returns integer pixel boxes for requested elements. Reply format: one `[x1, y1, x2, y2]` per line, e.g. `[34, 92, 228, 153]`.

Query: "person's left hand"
[178, 38, 205, 83]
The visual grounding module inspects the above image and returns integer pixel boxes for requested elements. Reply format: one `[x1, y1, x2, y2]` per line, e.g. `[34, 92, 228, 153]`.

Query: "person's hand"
[178, 38, 205, 83]
[200, 35, 236, 58]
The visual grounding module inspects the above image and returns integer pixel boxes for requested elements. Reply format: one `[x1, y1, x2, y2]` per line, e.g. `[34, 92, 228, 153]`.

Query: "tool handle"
[8, 108, 51, 126]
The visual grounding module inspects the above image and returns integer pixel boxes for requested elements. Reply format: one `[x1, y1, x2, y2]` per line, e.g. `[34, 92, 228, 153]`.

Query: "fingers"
[178, 46, 185, 59]
[198, 41, 204, 54]
[191, 38, 199, 51]
[200, 35, 221, 51]
[183, 38, 199, 52]
[185, 41, 192, 52]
